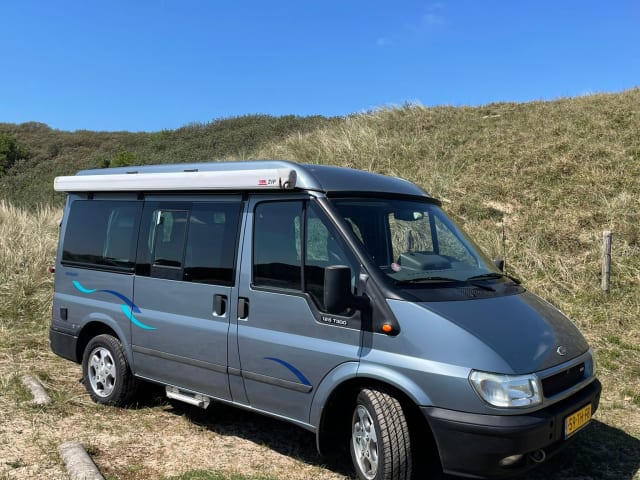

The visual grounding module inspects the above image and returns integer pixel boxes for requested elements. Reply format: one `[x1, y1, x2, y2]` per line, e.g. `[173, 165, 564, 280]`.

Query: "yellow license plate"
[565, 404, 592, 438]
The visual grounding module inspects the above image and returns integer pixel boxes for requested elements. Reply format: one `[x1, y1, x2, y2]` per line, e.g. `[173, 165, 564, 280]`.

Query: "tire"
[350, 387, 412, 480]
[82, 334, 137, 406]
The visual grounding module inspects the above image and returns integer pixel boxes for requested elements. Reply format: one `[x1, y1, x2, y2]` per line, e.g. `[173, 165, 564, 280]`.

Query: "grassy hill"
[0, 114, 337, 206]
[0, 89, 639, 479]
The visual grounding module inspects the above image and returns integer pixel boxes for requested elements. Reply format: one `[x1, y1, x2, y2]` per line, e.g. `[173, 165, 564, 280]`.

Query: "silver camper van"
[50, 161, 601, 479]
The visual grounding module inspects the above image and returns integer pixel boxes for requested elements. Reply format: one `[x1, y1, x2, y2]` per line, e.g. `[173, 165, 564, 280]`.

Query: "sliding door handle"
[213, 294, 227, 316]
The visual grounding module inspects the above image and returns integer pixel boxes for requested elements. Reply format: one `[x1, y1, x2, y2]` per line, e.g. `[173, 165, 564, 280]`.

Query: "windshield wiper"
[466, 272, 521, 285]
[394, 276, 495, 291]
[394, 276, 462, 285]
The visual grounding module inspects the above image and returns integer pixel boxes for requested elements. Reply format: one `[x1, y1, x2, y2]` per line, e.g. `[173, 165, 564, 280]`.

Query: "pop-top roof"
[54, 160, 431, 198]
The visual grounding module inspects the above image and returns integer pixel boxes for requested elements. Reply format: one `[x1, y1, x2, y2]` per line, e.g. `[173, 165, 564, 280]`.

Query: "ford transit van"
[50, 161, 601, 479]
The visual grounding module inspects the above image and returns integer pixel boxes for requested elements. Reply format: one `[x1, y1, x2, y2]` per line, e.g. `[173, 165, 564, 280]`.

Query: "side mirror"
[324, 265, 369, 314]
[493, 258, 505, 272]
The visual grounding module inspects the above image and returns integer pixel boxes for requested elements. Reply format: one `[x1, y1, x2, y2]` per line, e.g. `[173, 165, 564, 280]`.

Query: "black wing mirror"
[324, 265, 369, 314]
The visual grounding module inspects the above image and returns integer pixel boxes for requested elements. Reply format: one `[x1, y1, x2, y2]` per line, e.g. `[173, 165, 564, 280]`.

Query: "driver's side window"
[252, 200, 358, 313]
[304, 202, 358, 312]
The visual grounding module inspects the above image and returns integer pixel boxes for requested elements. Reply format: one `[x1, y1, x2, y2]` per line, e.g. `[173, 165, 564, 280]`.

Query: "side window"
[305, 202, 357, 311]
[136, 201, 242, 284]
[62, 200, 141, 272]
[252, 200, 357, 313]
[253, 201, 302, 291]
[183, 202, 241, 285]
[151, 210, 189, 267]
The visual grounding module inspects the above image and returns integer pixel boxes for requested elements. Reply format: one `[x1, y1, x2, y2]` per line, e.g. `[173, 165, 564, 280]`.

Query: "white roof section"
[54, 168, 297, 192]
[54, 160, 432, 198]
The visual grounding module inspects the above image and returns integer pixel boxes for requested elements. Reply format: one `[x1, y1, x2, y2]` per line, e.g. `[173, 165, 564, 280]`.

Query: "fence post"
[601, 231, 612, 292]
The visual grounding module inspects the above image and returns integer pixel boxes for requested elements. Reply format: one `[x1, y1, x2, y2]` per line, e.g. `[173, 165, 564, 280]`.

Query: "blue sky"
[1, 1, 639, 132]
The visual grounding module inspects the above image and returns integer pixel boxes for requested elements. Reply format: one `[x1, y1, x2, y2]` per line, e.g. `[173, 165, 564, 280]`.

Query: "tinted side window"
[151, 210, 189, 268]
[184, 203, 241, 285]
[62, 200, 141, 272]
[253, 201, 302, 291]
[305, 202, 357, 310]
[252, 200, 358, 312]
[136, 201, 242, 285]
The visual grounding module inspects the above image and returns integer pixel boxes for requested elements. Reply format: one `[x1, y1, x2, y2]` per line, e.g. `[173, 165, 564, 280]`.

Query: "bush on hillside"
[0, 133, 29, 175]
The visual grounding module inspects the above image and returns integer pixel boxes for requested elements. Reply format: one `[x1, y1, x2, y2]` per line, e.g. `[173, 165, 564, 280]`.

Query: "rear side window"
[150, 210, 189, 268]
[62, 200, 142, 272]
[136, 201, 242, 285]
[183, 203, 242, 285]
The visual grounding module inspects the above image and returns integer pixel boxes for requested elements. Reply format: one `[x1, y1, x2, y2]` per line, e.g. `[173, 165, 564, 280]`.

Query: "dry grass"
[2, 90, 640, 478]
[0, 361, 349, 480]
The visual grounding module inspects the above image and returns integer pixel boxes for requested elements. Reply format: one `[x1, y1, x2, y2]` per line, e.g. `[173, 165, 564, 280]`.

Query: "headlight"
[469, 370, 542, 408]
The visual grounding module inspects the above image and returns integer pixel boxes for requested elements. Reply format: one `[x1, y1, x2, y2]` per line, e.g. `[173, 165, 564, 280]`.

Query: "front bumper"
[422, 379, 602, 479]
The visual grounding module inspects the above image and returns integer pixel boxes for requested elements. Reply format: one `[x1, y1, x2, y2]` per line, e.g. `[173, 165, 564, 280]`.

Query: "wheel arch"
[313, 366, 437, 463]
[76, 319, 131, 367]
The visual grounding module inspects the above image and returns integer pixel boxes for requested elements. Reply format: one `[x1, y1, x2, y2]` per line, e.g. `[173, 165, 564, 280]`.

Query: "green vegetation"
[0, 115, 337, 206]
[0, 89, 639, 479]
[0, 133, 29, 175]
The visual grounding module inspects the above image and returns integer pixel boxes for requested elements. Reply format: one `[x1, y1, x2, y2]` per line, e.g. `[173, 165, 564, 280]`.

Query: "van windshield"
[330, 198, 500, 285]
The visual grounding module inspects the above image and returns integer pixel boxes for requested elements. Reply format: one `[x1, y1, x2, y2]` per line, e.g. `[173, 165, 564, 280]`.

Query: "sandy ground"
[1, 345, 639, 480]
[0, 350, 350, 480]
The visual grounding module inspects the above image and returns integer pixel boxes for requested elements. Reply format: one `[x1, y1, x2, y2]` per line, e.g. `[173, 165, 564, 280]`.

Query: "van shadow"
[163, 399, 355, 478]
[140, 387, 639, 480]
[519, 420, 640, 480]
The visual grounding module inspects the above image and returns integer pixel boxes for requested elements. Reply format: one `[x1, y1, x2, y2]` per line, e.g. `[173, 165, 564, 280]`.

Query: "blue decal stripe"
[264, 357, 312, 386]
[120, 305, 156, 330]
[72, 281, 96, 294]
[99, 289, 140, 312]
[73, 281, 154, 330]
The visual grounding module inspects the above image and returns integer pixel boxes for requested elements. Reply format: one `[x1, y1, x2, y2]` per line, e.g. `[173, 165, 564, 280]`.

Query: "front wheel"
[350, 387, 412, 480]
[82, 334, 137, 406]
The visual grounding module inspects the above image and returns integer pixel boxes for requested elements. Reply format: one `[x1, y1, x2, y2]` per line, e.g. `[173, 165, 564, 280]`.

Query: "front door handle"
[238, 297, 249, 320]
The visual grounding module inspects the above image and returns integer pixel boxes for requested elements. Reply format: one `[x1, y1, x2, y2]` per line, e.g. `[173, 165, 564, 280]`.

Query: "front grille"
[541, 362, 586, 397]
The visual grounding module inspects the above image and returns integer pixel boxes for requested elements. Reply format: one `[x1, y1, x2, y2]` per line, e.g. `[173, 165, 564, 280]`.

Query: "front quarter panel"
[361, 299, 514, 414]
[309, 361, 359, 428]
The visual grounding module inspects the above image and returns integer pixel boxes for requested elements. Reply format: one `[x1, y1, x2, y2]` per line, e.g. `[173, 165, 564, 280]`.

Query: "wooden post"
[602, 231, 612, 292]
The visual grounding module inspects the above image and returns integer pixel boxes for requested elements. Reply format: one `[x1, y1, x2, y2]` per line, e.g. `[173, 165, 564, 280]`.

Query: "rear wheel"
[350, 387, 412, 480]
[82, 334, 137, 406]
